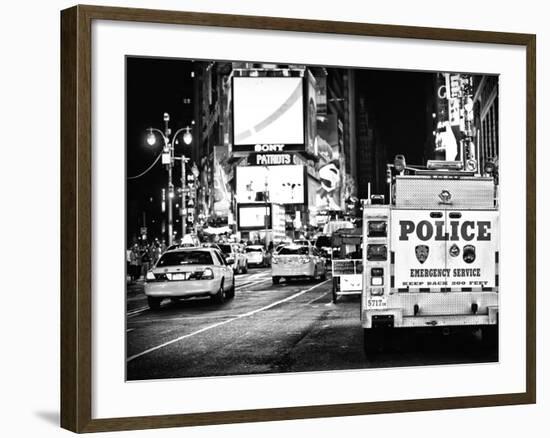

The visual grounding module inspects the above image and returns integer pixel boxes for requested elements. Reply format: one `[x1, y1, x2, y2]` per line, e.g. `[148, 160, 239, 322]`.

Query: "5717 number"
[367, 298, 387, 308]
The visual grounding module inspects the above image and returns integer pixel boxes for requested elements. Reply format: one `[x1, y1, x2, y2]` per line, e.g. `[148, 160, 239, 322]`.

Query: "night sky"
[126, 58, 434, 243]
[126, 57, 195, 242]
[356, 68, 433, 166]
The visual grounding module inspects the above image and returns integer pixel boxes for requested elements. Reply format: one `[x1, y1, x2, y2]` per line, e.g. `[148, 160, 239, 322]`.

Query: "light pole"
[146, 114, 192, 246]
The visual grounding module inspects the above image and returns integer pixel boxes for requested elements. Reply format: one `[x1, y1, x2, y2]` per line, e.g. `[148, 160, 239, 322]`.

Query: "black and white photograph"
[125, 57, 500, 381]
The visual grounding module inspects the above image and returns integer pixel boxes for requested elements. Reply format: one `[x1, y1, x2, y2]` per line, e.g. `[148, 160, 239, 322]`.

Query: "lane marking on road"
[235, 278, 271, 290]
[127, 306, 149, 317]
[126, 277, 272, 318]
[129, 314, 242, 323]
[127, 279, 330, 363]
[306, 291, 329, 305]
[246, 271, 270, 280]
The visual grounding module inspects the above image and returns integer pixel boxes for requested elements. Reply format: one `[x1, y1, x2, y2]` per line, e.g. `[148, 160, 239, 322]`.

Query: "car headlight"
[145, 271, 156, 281]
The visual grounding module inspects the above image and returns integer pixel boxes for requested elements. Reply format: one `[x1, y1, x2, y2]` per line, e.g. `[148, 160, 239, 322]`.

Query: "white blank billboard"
[238, 205, 270, 228]
[233, 77, 304, 146]
[236, 165, 304, 204]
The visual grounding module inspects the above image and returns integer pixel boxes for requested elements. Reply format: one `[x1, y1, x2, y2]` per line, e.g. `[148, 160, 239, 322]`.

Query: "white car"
[144, 247, 235, 309]
[245, 245, 269, 267]
[271, 245, 327, 284]
[218, 243, 248, 274]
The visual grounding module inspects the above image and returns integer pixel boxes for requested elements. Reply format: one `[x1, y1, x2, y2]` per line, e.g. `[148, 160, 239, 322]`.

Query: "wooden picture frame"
[60, 4, 536, 433]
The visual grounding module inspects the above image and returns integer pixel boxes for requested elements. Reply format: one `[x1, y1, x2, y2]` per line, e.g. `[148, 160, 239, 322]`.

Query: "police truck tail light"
[371, 268, 384, 286]
[368, 221, 387, 237]
[201, 268, 214, 280]
[300, 256, 311, 264]
[370, 288, 384, 296]
[271, 257, 279, 264]
[367, 244, 387, 261]
[371, 277, 383, 286]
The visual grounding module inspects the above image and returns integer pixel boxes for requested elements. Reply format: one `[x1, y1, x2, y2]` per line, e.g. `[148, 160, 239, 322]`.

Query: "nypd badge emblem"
[463, 245, 476, 263]
[449, 243, 460, 257]
[415, 245, 429, 264]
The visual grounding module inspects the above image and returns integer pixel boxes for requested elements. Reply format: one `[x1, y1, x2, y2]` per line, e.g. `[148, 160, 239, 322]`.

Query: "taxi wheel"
[227, 278, 235, 299]
[212, 280, 226, 304]
[311, 268, 318, 282]
[147, 296, 162, 310]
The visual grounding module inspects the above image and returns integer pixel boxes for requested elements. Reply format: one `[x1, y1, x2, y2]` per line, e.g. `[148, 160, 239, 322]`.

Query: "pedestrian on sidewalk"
[141, 243, 151, 279]
[129, 244, 141, 282]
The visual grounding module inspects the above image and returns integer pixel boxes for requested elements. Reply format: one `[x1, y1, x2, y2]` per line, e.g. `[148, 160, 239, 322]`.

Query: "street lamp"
[183, 127, 193, 145]
[146, 130, 157, 146]
[146, 116, 193, 246]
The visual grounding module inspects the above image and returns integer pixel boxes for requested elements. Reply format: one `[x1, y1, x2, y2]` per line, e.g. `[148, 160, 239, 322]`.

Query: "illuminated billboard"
[237, 204, 271, 230]
[236, 165, 305, 205]
[232, 77, 304, 152]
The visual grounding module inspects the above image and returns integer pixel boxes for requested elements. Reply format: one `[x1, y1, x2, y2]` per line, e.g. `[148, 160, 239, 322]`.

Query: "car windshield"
[157, 250, 213, 266]
[278, 246, 309, 255]
[218, 244, 232, 254]
[246, 247, 262, 252]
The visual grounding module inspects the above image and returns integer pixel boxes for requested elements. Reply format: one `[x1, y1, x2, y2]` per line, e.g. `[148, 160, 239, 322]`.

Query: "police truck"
[361, 156, 499, 352]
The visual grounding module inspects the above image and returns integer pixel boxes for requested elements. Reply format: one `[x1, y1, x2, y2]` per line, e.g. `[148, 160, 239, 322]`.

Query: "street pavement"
[126, 267, 497, 381]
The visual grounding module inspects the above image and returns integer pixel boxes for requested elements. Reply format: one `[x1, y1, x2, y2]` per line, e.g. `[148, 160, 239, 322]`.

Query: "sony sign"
[254, 144, 286, 152]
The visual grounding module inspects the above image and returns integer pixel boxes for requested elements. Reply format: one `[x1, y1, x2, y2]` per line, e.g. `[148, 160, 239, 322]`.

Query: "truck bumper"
[361, 292, 498, 328]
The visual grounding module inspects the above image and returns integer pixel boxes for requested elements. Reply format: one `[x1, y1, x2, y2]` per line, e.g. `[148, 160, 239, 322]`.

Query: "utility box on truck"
[361, 159, 499, 352]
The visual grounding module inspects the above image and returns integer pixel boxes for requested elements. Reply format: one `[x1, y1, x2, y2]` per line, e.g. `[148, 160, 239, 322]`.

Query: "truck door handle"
[430, 212, 443, 218]
[449, 212, 462, 219]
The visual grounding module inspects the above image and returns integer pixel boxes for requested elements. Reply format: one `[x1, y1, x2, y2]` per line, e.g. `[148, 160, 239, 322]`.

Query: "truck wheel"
[363, 328, 381, 355]
[272, 276, 280, 285]
[481, 325, 498, 349]
[331, 278, 338, 303]
[147, 296, 162, 310]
